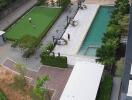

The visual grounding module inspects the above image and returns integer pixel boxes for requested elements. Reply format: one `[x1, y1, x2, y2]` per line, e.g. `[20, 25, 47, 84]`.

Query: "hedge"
[41, 55, 67, 68]
[96, 75, 113, 100]
[40, 43, 67, 68]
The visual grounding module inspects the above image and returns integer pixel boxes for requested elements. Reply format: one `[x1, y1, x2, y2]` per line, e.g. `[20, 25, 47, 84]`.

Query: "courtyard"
[0, 0, 129, 100]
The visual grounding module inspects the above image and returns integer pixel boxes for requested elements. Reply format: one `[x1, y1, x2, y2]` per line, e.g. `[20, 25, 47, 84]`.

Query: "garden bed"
[0, 65, 53, 100]
[96, 74, 113, 100]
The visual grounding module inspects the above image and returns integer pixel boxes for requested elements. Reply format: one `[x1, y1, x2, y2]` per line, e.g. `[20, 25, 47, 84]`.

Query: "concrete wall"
[0, 35, 4, 45]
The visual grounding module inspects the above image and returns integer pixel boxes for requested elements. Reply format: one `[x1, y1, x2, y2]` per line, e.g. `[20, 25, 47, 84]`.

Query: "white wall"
[0, 35, 4, 45]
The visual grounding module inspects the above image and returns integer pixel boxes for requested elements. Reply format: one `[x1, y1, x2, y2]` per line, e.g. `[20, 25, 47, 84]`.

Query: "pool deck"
[53, 4, 99, 65]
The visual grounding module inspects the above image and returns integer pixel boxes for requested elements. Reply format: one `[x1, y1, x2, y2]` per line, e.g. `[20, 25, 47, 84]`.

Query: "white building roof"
[60, 61, 104, 100]
[130, 64, 132, 75]
[0, 31, 5, 36]
[127, 80, 132, 97]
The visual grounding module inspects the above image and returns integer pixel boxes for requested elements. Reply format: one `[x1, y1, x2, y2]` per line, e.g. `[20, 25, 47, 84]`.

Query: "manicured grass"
[6, 6, 62, 40]
[96, 75, 113, 100]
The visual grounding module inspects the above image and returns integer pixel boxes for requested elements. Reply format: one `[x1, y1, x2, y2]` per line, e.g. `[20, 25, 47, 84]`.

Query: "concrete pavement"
[0, 0, 37, 30]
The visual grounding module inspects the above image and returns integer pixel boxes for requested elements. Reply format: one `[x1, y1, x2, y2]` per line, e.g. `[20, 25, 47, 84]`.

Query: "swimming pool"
[78, 6, 114, 57]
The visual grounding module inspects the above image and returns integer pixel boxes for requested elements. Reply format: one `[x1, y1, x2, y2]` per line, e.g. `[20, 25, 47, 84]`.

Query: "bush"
[0, 89, 7, 100]
[96, 0, 129, 71]
[41, 55, 67, 68]
[37, 0, 47, 6]
[11, 40, 18, 48]
[60, 0, 71, 9]
[11, 64, 27, 91]
[23, 47, 36, 58]
[96, 75, 113, 100]
[96, 38, 119, 67]
[40, 43, 67, 68]
[45, 43, 55, 52]
[41, 43, 55, 56]
[31, 76, 49, 100]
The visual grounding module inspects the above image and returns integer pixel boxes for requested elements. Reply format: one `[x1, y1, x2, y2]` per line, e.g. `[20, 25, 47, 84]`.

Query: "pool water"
[78, 6, 114, 57]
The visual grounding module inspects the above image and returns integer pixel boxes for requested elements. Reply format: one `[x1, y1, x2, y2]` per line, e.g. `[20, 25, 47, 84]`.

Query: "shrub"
[32, 76, 49, 100]
[11, 40, 18, 48]
[11, 64, 27, 91]
[45, 43, 55, 52]
[41, 55, 67, 68]
[37, 0, 46, 5]
[96, 38, 119, 67]
[40, 43, 55, 56]
[96, 0, 129, 72]
[40, 43, 68, 68]
[0, 89, 7, 100]
[60, 0, 71, 9]
[96, 75, 113, 100]
[23, 47, 36, 58]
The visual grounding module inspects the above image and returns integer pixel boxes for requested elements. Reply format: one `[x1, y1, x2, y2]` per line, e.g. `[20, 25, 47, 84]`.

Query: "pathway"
[0, 0, 37, 30]
[110, 77, 121, 100]
[84, 0, 115, 5]
[53, 4, 99, 65]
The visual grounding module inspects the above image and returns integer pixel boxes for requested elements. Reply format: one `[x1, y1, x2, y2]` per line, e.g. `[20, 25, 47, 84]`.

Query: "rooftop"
[60, 61, 104, 100]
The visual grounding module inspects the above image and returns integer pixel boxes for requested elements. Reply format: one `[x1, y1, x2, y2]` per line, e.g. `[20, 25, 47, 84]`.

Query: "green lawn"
[6, 6, 62, 40]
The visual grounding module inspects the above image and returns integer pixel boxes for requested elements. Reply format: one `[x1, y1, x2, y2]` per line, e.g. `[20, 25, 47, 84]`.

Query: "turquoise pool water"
[78, 6, 114, 57]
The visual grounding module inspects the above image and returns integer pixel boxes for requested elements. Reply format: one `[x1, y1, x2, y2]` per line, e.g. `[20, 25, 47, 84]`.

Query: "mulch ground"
[2, 58, 73, 100]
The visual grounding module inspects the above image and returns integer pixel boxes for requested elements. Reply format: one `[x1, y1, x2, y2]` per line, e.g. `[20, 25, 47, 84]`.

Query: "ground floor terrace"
[53, 3, 114, 65]
[1, 58, 72, 100]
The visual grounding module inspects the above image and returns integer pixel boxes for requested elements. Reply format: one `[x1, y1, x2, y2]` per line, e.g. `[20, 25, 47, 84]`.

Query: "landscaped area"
[96, 75, 113, 100]
[0, 0, 130, 99]
[79, 6, 114, 57]
[6, 6, 61, 40]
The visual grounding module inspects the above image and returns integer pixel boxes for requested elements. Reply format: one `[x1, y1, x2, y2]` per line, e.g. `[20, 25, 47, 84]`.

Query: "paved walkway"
[110, 77, 121, 100]
[0, 0, 37, 30]
[85, 0, 115, 5]
[53, 4, 99, 65]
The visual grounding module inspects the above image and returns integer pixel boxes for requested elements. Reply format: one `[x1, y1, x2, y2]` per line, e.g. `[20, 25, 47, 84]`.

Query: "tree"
[118, 15, 129, 36]
[0, 0, 8, 10]
[102, 32, 119, 43]
[33, 76, 49, 100]
[115, 0, 130, 14]
[12, 64, 27, 91]
[96, 38, 119, 71]
[0, 0, 18, 10]
[60, 0, 71, 9]
[37, 0, 47, 5]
